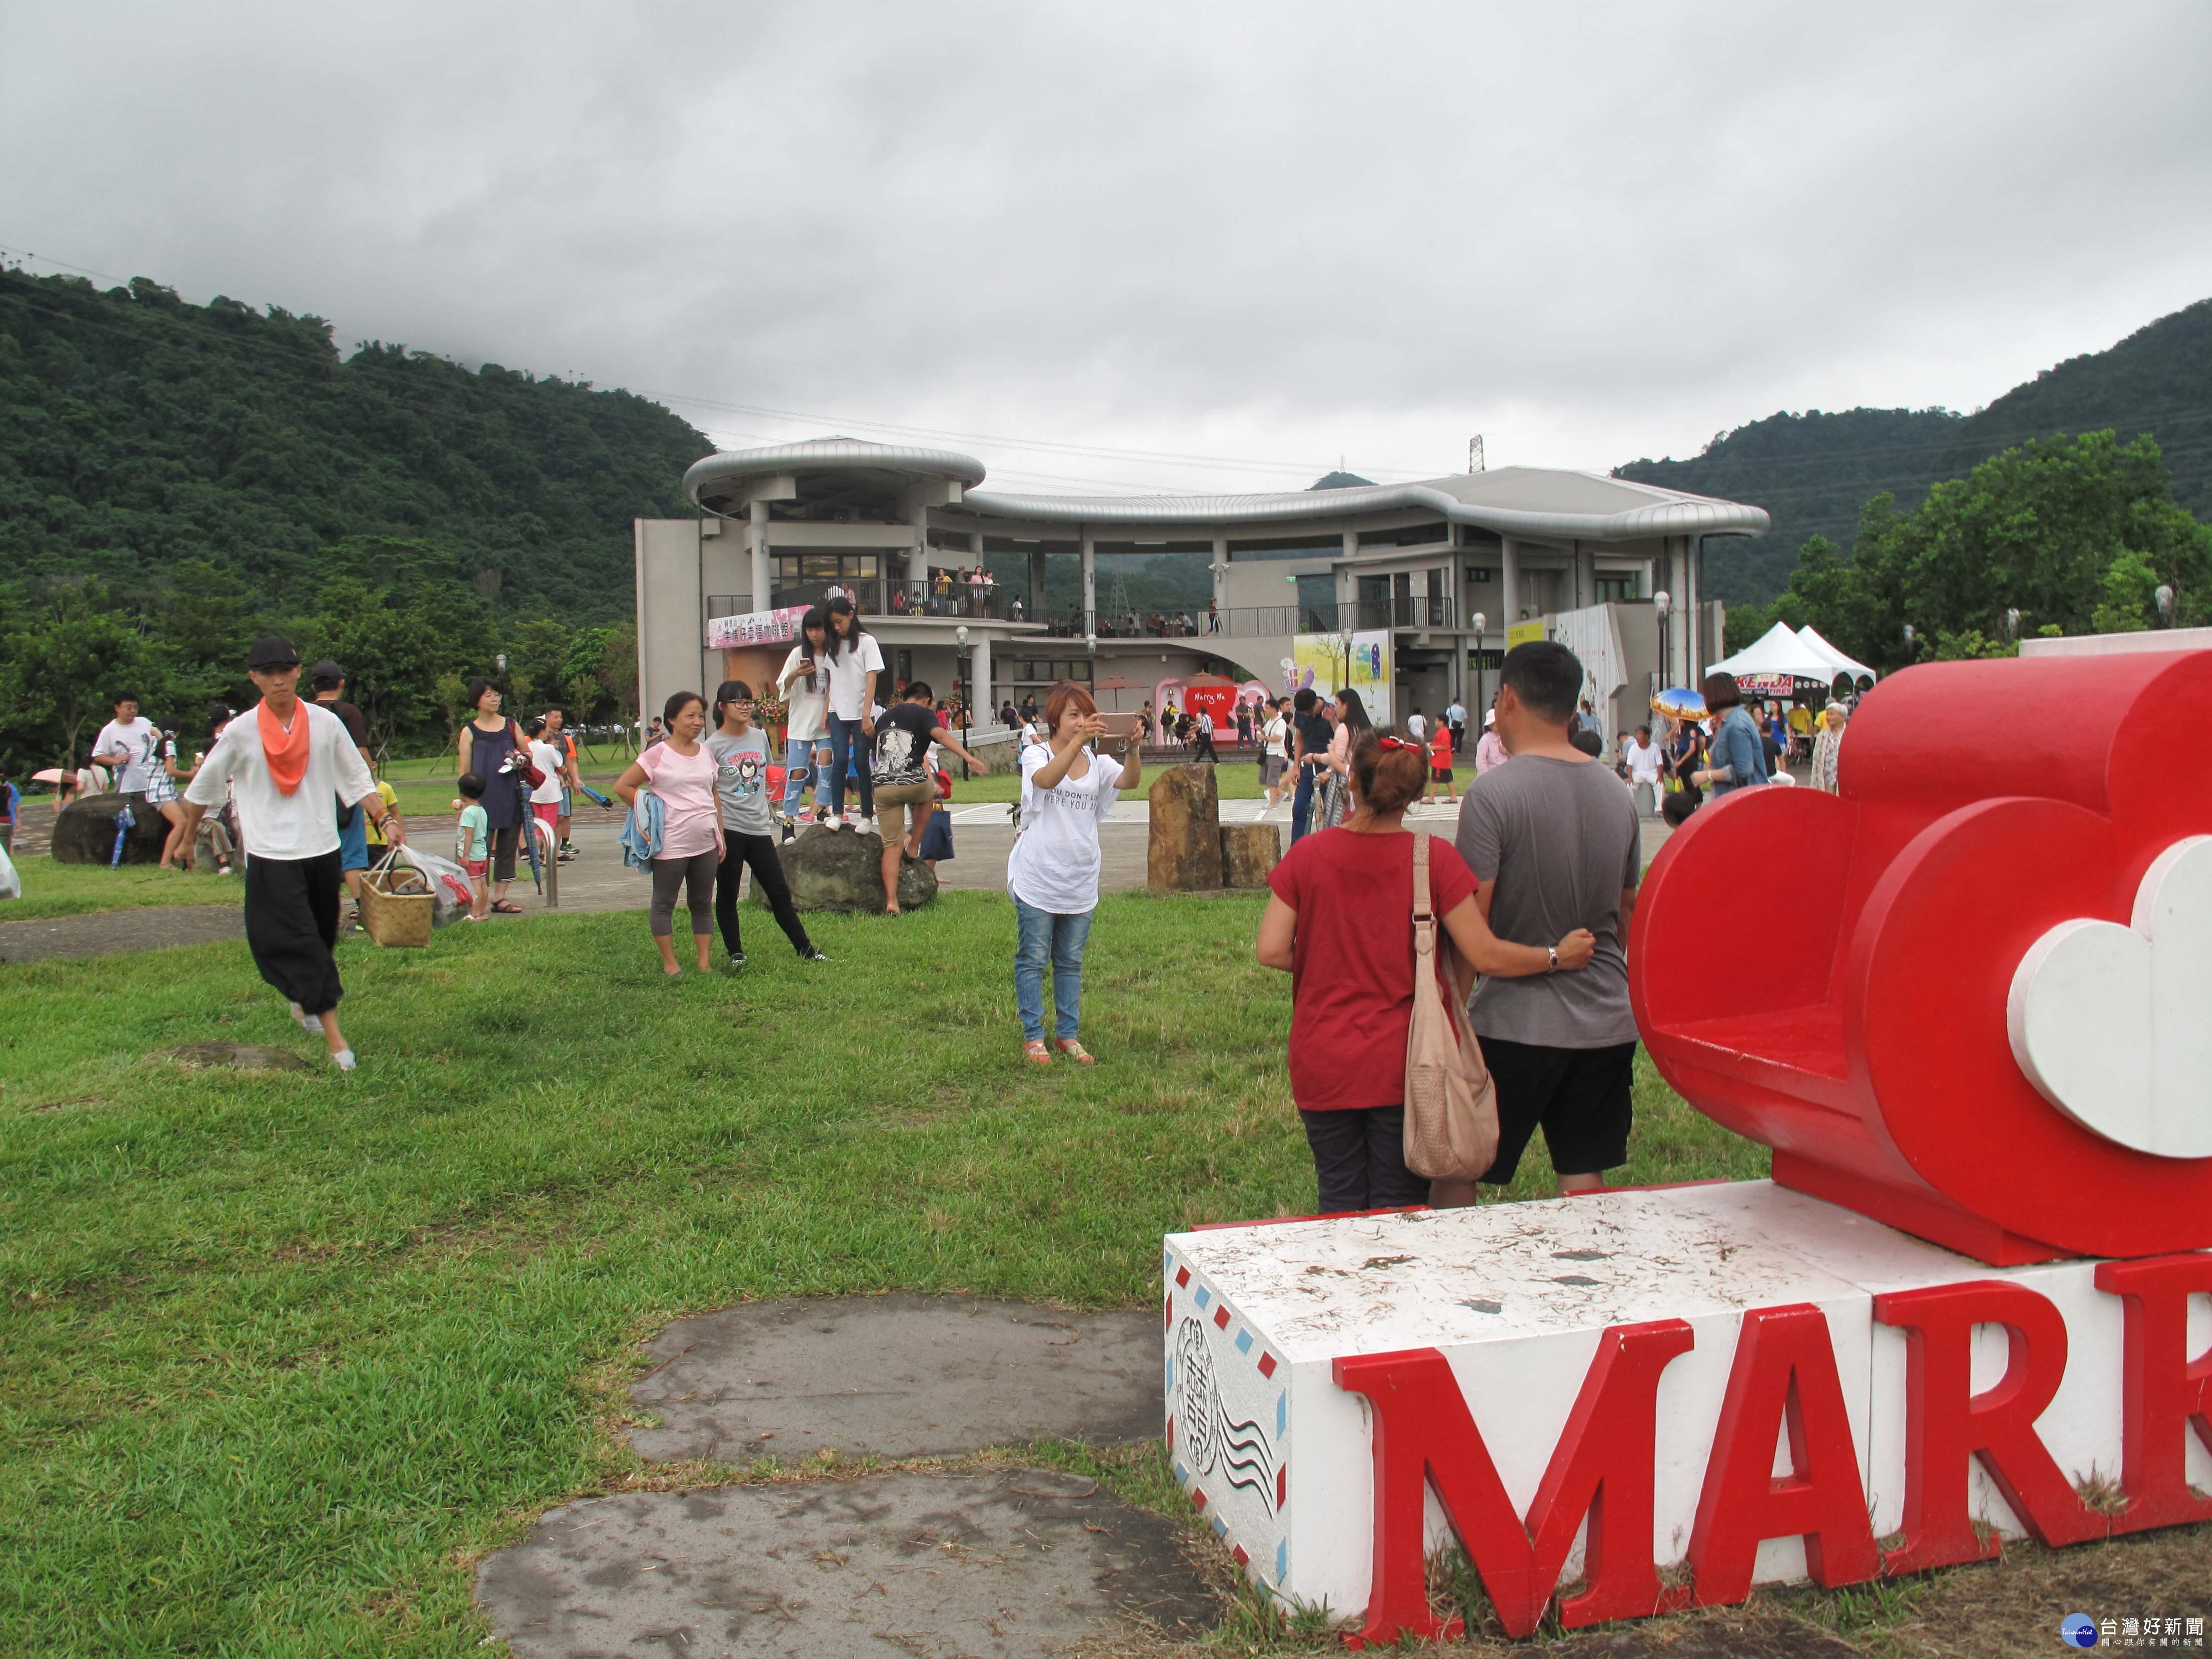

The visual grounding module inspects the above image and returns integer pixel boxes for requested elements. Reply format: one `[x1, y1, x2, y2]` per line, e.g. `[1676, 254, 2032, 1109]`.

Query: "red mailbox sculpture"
[1630, 647, 2212, 1265]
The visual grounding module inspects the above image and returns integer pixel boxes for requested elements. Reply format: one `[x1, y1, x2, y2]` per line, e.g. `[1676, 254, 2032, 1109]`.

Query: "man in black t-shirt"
[869, 681, 990, 915]
[1289, 688, 1334, 845]
[310, 660, 375, 910]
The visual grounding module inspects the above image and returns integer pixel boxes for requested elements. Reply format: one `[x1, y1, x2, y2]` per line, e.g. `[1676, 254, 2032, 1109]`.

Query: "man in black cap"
[308, 659, 376, 919]
[179, 638, 402, 1070]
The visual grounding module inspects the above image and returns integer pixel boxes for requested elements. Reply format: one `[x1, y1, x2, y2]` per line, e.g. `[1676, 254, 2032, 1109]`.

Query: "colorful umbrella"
[1652, 687, 1708, 722]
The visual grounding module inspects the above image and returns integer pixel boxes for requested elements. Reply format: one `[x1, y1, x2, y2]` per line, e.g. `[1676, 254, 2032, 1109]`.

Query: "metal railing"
[710, 579, 1035, 623]
[1043, 597, 1463, 640]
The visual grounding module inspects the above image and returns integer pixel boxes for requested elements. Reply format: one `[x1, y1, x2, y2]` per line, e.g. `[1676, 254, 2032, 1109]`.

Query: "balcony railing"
[1043, 597, 1462, 640]
[710, 579, 1036, 624]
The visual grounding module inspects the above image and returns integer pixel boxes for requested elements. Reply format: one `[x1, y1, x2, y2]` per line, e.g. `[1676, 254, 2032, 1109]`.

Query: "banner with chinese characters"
[707, 605, 810, 649]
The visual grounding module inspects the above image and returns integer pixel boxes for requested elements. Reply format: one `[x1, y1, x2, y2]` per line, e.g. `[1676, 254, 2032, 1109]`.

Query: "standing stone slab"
[1218, 823, 1280, 889]
[766, 824, 937, 913]
[476, 1469, 1218, 1658]
[629, 1294, 1160, 1465]
[1146, 764, 1221, 891]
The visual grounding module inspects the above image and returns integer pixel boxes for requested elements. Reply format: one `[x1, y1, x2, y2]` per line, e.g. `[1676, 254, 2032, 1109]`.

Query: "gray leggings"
[650, 850, 718, 937]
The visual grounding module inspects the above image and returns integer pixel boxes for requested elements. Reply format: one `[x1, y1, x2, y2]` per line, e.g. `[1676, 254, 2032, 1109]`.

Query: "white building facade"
[637, 439, 1764, 739]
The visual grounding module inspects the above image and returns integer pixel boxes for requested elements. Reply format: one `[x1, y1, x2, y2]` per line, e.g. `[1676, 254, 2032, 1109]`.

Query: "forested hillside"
[0, 269, 711, 768]
[0, 269, 710, 620]
[1617, 298, 2212, 603]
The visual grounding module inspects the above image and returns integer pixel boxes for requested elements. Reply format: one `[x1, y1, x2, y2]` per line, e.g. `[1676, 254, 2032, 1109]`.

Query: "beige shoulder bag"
[1404, 834, 1502, 1182]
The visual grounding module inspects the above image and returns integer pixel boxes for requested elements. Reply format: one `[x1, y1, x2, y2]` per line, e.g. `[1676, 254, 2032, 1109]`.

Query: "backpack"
[1403, 835, 1501, 1181]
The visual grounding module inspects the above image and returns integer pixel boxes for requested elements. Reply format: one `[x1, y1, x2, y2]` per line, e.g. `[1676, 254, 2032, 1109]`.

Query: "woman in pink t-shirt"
[616, 691, 724, 976]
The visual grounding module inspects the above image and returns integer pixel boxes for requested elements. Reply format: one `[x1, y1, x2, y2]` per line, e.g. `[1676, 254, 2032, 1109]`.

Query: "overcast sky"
[4, 1, 2207, 496]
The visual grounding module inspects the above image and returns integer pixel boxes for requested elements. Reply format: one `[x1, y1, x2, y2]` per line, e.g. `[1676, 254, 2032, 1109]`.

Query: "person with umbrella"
[178, 638, 402, 1070]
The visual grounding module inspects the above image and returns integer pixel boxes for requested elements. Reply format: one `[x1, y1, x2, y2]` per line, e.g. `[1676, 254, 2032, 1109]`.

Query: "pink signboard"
[707, 605, 810, 649]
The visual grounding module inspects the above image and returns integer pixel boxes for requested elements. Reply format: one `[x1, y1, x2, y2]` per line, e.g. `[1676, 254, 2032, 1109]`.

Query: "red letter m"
[1333, 1320, 1694, 1644]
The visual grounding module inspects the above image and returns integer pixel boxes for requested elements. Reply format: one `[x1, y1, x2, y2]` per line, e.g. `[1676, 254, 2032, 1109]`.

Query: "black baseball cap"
[247, 636, 302, 670]
[307, 659, 344, 682]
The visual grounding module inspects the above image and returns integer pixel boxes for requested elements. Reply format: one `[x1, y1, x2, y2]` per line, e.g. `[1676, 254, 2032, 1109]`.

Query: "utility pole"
[1468, 435, 1485, 474]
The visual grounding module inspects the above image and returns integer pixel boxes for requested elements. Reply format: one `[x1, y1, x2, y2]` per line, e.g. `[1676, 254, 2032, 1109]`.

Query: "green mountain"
[1615, 298, 2212, 603]
[0, 268, 711, 622]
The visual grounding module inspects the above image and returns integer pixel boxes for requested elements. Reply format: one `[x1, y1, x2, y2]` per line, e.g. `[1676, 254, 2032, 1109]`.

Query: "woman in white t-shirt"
[1007, 681, 1140, 1066]
[774, 606, 835, 839]
[820, 595, 883, 827]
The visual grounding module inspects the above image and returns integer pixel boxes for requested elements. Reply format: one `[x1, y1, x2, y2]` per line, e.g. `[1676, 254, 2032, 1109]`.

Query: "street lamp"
[1653, 590, 1671, 691]
[1471, 610, 1486, 719]
[2155, 584, 2176, 627]
[1903, 623, 1916, 658]
[2004, 608, 2021, 641]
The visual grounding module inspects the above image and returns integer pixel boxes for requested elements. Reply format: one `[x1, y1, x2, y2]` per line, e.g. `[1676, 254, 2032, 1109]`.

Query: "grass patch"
[0, 855, 243, 922]
[0, 889, 1751, 1653]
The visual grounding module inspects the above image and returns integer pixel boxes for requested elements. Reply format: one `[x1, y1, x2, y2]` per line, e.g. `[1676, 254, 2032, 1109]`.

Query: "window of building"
[1595, 575, 1638, 604]
[1464, 566, 1494, 585]
[1229, 536, 1340, 561]
[1356, 521, 1449, 548]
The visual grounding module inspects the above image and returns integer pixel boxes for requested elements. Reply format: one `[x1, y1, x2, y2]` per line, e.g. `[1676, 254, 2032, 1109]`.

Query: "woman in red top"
[1256, 732, 1595, 1214]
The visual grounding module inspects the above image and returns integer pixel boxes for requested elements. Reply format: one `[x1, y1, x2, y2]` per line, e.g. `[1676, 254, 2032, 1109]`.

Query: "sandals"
[1054, 1038, 1095, 1065]
[1022, 1039, 1053, 1067]
[490, 901, 523, 915]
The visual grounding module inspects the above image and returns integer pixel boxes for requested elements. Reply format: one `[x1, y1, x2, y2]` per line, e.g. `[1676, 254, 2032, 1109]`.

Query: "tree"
[1759, 433, 2210, 671]
[1, 579, 164, 767]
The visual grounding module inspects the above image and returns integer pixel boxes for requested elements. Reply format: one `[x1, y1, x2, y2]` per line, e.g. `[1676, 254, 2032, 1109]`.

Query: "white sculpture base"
[1162, 1180, 2212, 1633]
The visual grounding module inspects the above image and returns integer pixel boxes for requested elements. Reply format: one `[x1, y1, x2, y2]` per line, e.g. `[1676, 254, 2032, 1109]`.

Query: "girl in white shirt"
[820, 596, 883, 827]
[774, 608, 835, 839]
[1007, 682, 1141, 1067]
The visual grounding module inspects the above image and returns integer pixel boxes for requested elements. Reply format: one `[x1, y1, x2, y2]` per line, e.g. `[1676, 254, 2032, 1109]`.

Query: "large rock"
[1219, 821, 1281, 889]
[1147, 763, 1222, 891]
[761, 822, 938, 913]
[51, 796, 172, 866]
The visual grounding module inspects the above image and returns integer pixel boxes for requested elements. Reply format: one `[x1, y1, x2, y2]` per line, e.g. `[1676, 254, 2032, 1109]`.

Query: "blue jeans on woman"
[826, 713, 874, 818]
[1013, 898, 1093, 1042]
[1290, 763, 1317, 843]
[782, 735, 829, 818]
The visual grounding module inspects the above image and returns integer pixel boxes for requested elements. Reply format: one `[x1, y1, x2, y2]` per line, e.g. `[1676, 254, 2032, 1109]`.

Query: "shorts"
[1431, 766, 1453, 783]
[874, 779, 935, 841]
[532, 801, 559, 828]
[1476, 1037, 1637, 1184]
[464, 858, 489, 881]
[336, 798, 371, 872]
[1260, 755, 1286, 786]
[559, 786, 573, 817]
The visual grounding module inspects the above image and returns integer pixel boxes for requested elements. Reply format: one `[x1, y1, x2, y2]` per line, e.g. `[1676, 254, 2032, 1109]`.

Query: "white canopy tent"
[1794, 625, 1878, 685]
[1710, 622, 1853, 685]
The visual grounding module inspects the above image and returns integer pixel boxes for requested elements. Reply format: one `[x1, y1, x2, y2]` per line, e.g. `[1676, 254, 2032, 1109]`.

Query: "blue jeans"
[781, 735, 829, 816]
[1290, 765, 1317, 844]
[1013, 898, 1093, 1042]
[827, 713, 874, 817]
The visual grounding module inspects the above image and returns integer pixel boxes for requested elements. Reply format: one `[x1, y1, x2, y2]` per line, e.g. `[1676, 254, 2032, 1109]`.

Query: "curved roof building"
[639, 436, 1763, 739]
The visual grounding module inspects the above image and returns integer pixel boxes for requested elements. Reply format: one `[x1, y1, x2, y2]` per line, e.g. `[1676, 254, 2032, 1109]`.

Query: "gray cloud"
[4, 0, 2206, 494]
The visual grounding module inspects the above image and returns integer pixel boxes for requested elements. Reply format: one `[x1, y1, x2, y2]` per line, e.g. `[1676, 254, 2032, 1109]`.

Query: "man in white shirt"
[1407, 708, 1427, 743]
[91, 695, 161, 798]
[1446, 698, 1467, 753]
[179, 637, 402, 1071]
[1621, 723, 1665, 817]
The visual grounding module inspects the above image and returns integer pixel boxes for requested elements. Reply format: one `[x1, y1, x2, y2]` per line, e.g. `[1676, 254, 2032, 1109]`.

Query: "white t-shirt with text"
[529, 740, 566, 804]
[1007, 742, 1123, 914]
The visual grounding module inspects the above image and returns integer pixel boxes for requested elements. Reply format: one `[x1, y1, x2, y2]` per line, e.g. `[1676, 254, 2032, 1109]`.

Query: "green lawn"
[0, 892, 1761, 1654]
[0, 856, 244, 922]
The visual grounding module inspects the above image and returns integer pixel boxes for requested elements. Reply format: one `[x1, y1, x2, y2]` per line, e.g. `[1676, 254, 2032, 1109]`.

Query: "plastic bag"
[391, 844, 475, 929]
[0, 840, 20, 901]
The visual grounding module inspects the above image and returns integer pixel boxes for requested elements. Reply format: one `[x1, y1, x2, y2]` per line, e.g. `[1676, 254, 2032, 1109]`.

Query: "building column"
[1080, 529, 1096, 636]
[972, 632, 993, 717]
[748, 499, 771, 612]
[907, 508, 929, 596]
[1501, 536, 1520, 625]
[1687, 534, 1704, 682]
[1027, 539, 1046, 622]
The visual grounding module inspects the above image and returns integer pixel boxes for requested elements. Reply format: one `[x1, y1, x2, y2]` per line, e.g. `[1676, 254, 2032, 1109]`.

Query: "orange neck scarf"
[255, 698, 312, 796]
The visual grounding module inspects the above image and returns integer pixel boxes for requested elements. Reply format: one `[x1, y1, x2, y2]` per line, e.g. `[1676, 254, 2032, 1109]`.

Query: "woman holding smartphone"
[775, 606, 835, 840]
[820, 596, 882, 827]
[1006, 681, 1140, 1066]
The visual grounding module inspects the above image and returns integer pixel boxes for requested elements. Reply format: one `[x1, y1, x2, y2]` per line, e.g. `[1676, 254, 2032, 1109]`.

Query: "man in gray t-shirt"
[1453, 641, 1643, 1195]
